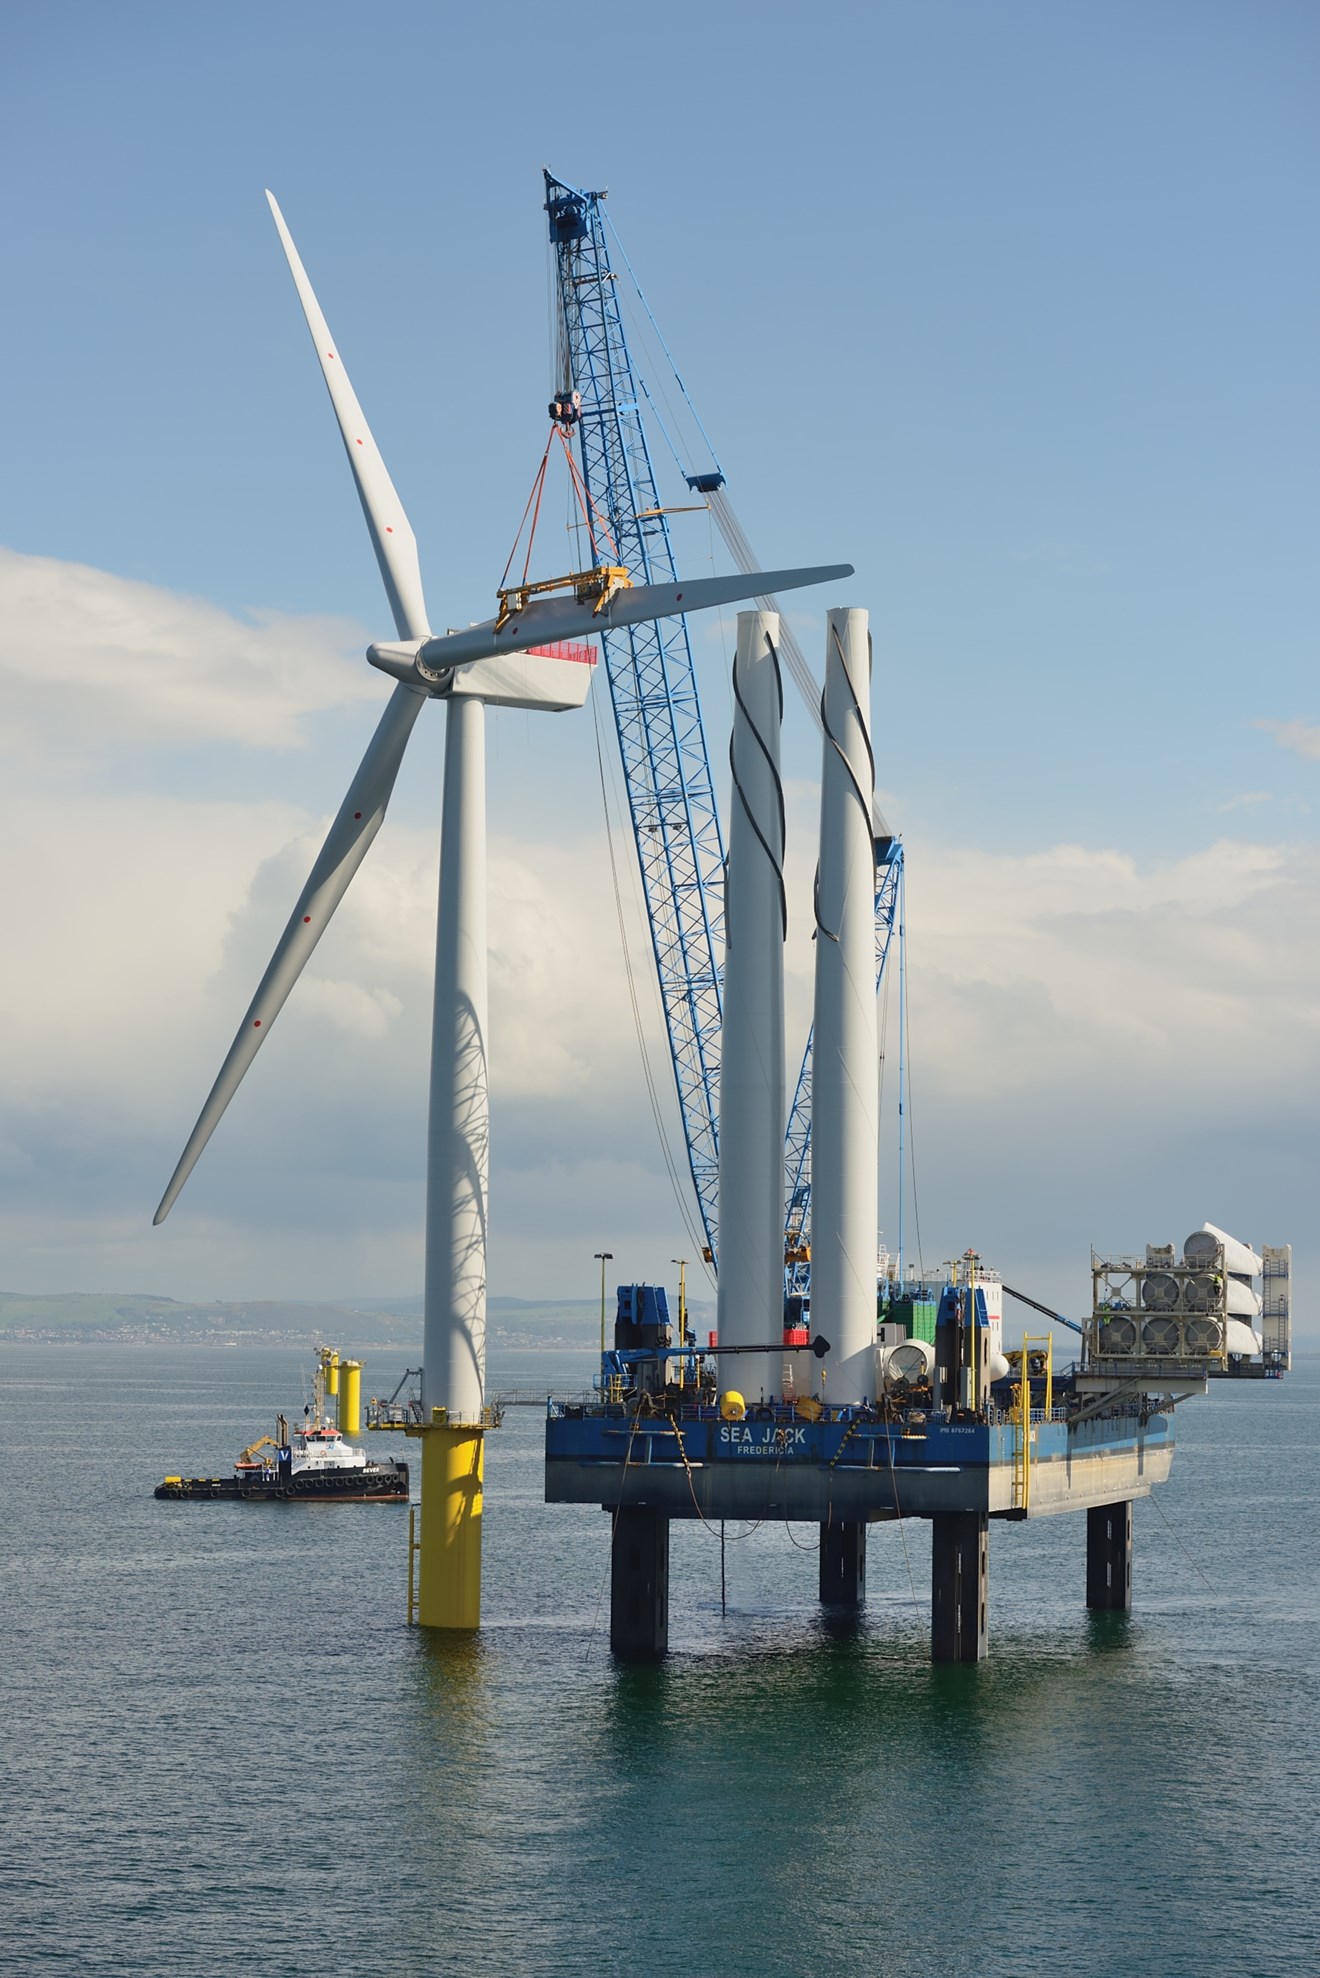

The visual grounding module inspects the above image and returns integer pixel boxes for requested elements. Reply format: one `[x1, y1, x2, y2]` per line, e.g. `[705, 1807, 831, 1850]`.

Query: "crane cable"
[899, 895, 927, 1281]
[590, 691, 711, 1279]
[603, 209, 726, 485]
[1147, 1488, 1217, 1594]
[886, 1428, 925, 1629]
[500, 424, 623, 595]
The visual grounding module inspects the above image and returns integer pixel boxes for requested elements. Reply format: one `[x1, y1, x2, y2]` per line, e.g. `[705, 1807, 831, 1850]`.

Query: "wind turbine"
[154, 191, 851, 1628]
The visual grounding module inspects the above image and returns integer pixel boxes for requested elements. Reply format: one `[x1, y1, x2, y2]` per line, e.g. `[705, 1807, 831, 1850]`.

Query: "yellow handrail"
[1013, 1333, 1055, 1512]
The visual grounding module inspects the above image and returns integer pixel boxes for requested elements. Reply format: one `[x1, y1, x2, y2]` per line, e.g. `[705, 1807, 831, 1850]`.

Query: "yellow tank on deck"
[338, 1359, 362, 1435]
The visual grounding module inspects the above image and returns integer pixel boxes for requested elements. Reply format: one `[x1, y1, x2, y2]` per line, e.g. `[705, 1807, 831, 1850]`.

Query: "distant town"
[0, 1290, 632, 1350]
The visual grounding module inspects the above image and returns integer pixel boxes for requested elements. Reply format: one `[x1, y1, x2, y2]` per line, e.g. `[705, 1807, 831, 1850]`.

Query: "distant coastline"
[0, 1289, 616, 1352]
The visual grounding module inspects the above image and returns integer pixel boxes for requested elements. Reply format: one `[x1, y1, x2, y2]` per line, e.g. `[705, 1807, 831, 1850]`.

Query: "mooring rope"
[1147, 1486, 1217, 1594]
[886, 1426, 924, 1627]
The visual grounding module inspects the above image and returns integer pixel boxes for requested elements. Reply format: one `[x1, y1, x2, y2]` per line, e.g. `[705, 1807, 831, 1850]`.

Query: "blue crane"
[545, 172, 725, 1257]
[543, 171, 905, 1285]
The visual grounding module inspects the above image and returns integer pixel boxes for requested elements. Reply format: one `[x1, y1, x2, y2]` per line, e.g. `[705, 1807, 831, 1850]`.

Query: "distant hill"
[0, 1290, 605, 1348]
[0, 1290, 402, 1346]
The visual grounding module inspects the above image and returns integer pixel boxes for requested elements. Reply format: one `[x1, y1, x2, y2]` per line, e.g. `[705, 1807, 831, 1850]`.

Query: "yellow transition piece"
[417, 1424, 484, 1631]
[337, 1359, 362, 1435]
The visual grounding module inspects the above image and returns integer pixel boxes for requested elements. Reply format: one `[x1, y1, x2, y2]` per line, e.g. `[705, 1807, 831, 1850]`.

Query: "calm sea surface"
[3, 1342, 1317, 1976]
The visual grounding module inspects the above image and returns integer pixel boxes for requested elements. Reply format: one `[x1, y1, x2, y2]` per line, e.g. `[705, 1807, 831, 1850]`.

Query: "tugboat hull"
[155, 1464, 408, 1503]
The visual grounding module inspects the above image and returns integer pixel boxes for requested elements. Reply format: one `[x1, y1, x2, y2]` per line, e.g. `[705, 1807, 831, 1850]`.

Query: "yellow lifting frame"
[494, 563, 632, 632]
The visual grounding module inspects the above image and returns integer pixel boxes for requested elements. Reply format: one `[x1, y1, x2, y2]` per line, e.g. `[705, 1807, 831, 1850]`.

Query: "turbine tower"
[154, 192, 851, 1629]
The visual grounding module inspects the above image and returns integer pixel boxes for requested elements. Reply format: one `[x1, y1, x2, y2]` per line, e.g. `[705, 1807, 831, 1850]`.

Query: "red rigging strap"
[499, 424, 621, 594]
[556, 425, 621, 565]
[499, 430, 557, 591]
[522, 452, 550, 588]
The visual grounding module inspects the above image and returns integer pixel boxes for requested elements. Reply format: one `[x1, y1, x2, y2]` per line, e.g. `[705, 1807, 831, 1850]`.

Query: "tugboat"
[154, 1353, 409, 1503]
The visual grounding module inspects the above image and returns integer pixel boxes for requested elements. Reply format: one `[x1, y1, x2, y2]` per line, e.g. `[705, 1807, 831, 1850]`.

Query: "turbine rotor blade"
[154, 682, 425, 1224]
[266, 190, 430, 643]
[368, 563, 855, 684]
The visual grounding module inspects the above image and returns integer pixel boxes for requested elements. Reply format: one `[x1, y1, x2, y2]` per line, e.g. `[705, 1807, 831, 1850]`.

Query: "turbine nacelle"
[367, 638, 596, 712]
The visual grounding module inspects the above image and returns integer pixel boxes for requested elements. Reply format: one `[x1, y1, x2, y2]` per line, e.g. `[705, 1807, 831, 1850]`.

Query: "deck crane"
[543, 171, 905, 1282]
[545, 172, 725, 1259]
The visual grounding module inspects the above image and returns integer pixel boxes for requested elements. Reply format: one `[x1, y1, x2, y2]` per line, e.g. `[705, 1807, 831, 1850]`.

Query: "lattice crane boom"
[544, 170, 906, 1286]
[545, 173, 725, 1257]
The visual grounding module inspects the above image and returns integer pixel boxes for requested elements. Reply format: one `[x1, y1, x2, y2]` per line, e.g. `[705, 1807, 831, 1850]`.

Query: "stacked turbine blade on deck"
[809, 608, 879, 1404]
[715, 611, 787, 1398]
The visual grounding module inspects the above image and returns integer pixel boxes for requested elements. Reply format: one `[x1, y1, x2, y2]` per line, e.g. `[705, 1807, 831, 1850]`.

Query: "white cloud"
[0, 785, 304, 1114]
[0, 546, 379, 752]
[1256, 717, 1320, 762]
[0, 742, 665, 1297]
[2, 551, 1318, 1313]
[6, 755, 1314, 1302]
[905, 837, 1316, 1108]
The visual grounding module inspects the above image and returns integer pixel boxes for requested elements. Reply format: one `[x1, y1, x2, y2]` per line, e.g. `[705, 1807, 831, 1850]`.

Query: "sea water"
[2, 1344, 1317, 1976]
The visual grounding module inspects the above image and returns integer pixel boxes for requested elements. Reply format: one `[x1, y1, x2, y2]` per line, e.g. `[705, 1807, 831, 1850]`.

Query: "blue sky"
[1, 2, 1315, 1321]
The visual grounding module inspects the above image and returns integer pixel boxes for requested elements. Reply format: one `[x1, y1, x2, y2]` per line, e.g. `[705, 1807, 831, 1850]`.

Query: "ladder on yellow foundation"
[407, 1504, 421, 1625]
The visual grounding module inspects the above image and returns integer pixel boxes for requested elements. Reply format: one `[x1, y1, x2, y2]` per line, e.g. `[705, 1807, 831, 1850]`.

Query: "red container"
[707, 1331, 719, 1351]
[783, 1326, 810, 1347]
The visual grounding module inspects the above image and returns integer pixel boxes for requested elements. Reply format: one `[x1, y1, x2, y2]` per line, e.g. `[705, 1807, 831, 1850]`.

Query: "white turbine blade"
[266, 191, 430, 642]
[154, 682, 425, 1224]
[367, 563, 855, 683]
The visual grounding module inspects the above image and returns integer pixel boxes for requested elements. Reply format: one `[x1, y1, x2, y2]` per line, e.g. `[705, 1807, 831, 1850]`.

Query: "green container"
[887, 1296, 937, 1345]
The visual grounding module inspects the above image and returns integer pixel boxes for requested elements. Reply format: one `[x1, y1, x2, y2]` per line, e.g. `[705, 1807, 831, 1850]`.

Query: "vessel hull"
[544, 1411, 1172, 1522]
[155, 1465, 409, 1503]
